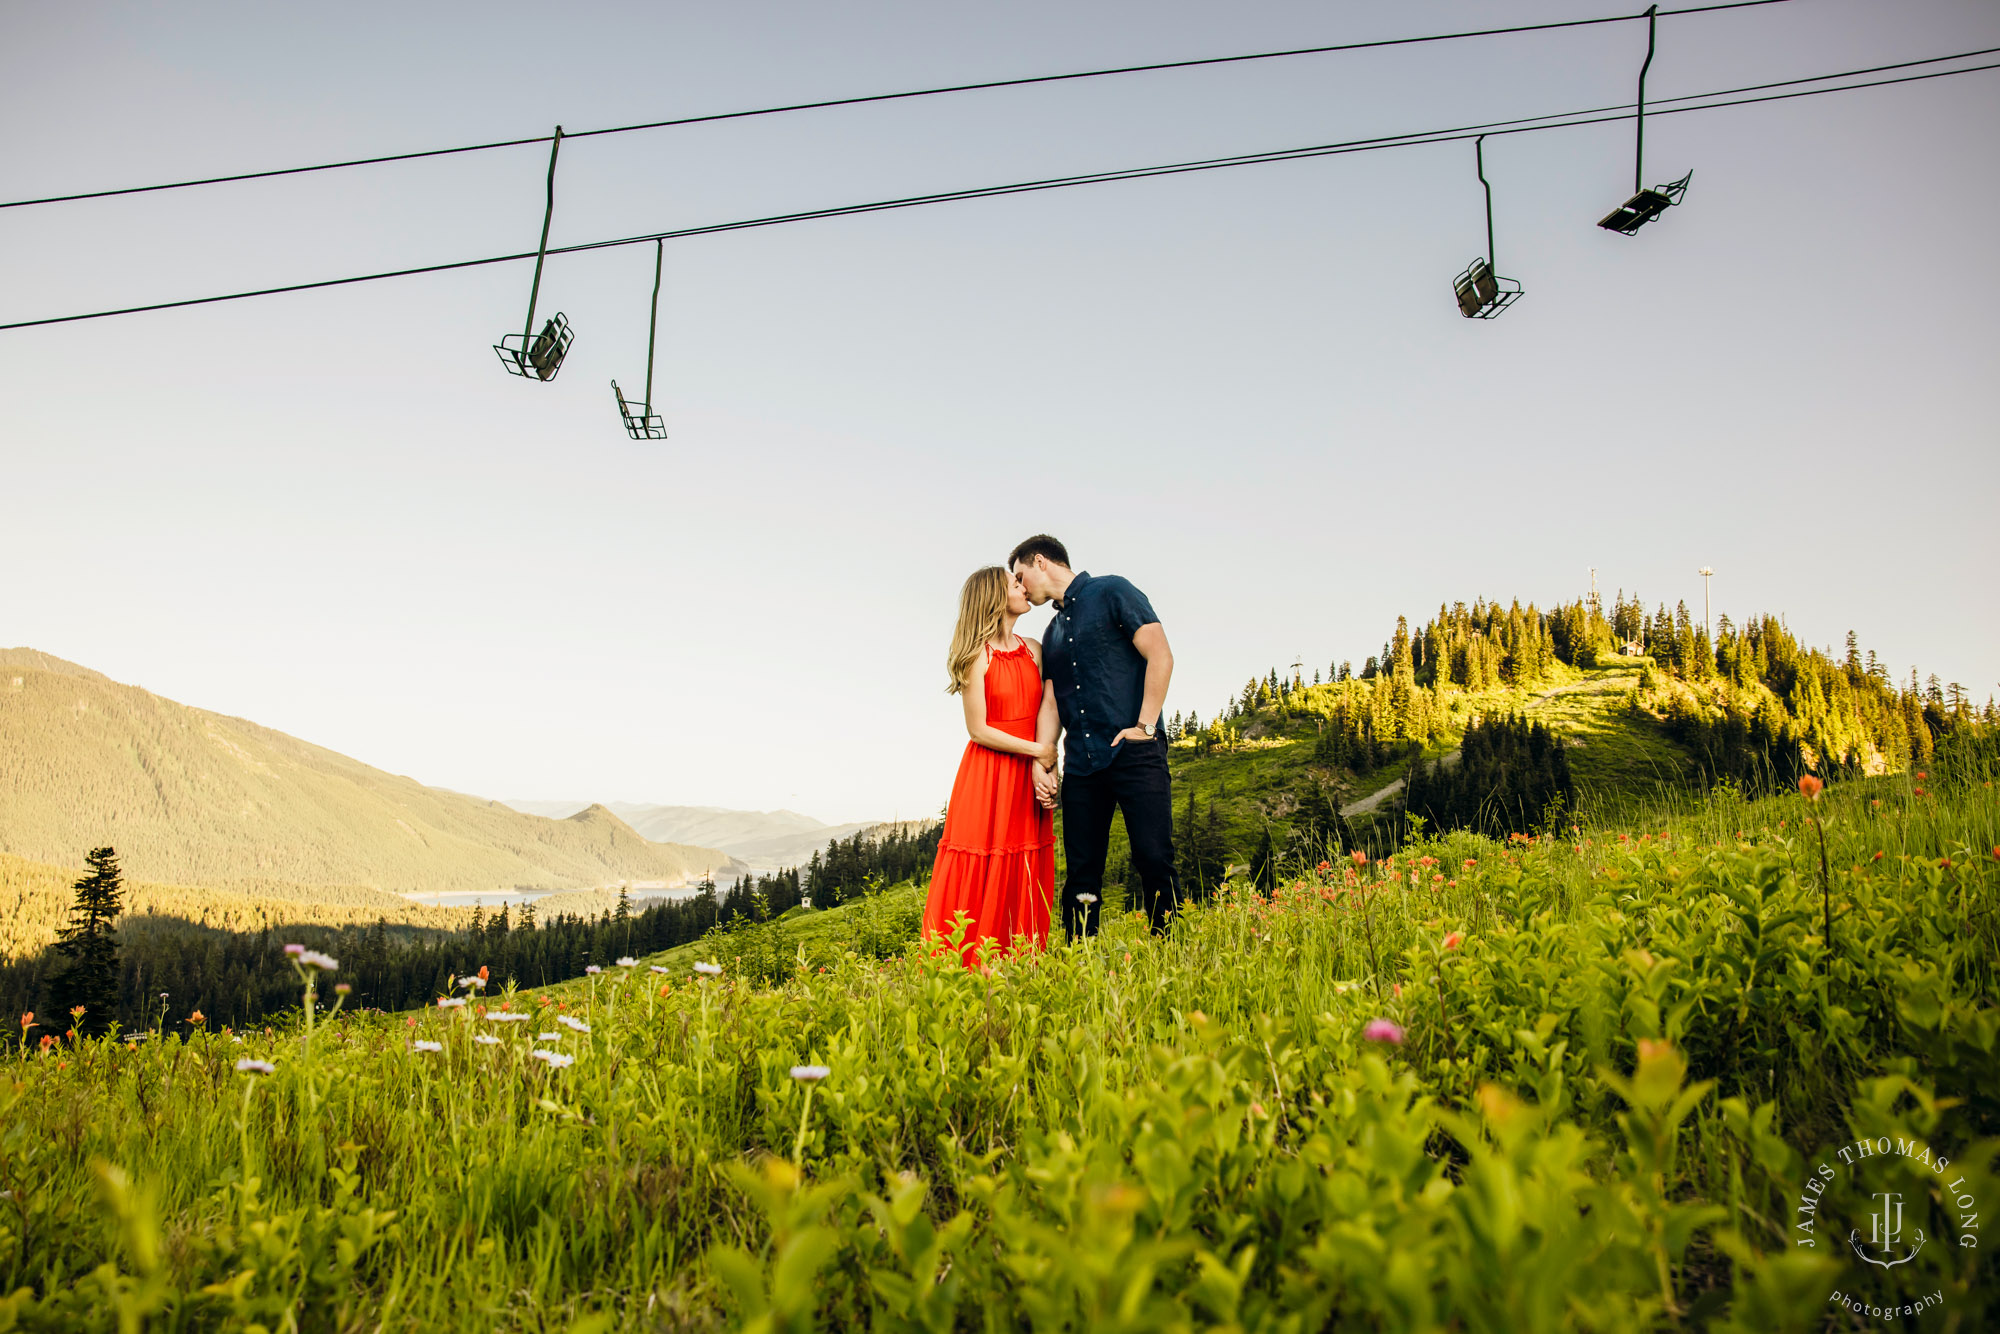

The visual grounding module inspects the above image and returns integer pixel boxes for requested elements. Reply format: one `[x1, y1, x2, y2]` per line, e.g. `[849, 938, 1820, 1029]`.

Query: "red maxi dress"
[922, 640, 1056, 965]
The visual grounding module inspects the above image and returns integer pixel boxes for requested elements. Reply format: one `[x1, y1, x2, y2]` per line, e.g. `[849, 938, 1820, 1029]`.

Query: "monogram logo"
[1851, 1191, 1926, 1269]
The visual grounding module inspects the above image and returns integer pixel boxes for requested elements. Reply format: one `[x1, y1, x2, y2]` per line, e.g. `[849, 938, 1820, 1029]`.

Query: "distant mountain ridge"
[501, 801, 888, 873]
[0, 648, 743, 900]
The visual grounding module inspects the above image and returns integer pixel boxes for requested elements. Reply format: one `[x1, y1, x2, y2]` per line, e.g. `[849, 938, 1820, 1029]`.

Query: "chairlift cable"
[0, 0, 1794, 212]
[4, 51, 1995, 334]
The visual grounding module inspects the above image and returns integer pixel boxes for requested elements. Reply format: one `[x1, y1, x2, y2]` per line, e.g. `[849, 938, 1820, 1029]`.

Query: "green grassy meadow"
[5, 759, 1997, 1331]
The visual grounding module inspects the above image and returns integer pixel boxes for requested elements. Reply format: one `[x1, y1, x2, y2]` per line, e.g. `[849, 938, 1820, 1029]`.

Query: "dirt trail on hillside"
[1337, 678, 1590, 817]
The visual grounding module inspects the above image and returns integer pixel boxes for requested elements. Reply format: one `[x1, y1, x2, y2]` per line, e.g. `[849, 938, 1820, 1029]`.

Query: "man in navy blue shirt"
[1010, 534, 1179, 937]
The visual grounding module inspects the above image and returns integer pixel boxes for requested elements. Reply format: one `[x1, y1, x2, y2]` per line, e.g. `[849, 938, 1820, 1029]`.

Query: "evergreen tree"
[49, 847, 125, 1038]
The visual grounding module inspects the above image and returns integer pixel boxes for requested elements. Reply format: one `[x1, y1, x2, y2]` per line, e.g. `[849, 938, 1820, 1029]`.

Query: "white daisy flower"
[537, 1031, 560, 1041]
[789, 1065, 830, 1081]
[299, 950, 339, 971]
[649, 965, 668, 975]
[234, 1058, 275, 1074]
[557, 1015, 590, 1034]
[1076, 893, 1099, 905]
[436, 997, 467, 1009]
[585, 965, 602, 975]
[412, 1040, 444, 1053]
[473, 1034, 501, 1046]
[615, 957, 637, 967]
[486, 1011, 530, 1023]
[693, 962, 722, 976]
[531, 1049, 575, 1068]
[459, 975, 487, 990]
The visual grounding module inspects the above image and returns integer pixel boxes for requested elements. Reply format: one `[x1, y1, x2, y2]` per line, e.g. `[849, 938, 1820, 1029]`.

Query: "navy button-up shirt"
[1042, 571, 1161, 778]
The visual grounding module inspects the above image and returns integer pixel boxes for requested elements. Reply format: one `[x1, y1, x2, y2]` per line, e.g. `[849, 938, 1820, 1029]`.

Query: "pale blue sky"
[5, 1, 1996, 824]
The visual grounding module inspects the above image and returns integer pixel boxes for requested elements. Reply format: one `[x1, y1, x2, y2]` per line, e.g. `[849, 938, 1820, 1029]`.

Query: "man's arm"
[1033, 678, 1061, 807]
[1109, 623, 1174, 749]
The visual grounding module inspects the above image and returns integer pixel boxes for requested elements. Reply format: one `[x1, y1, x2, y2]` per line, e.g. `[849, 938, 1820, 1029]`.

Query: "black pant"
[1061, 734, 1178, 937]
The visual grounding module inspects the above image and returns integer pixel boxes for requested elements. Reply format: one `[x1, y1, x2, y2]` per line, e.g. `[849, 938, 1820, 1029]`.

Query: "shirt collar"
[1054, 570, 1092, 610]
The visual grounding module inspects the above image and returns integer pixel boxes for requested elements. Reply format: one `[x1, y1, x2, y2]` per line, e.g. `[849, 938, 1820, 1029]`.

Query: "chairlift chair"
[493, 127, 575, 380]
[1599, 169, 1692, 235]
[611, 239, 669, 439]
[1597, 7, 1692, 235]
[1454, 136, 1523, 319]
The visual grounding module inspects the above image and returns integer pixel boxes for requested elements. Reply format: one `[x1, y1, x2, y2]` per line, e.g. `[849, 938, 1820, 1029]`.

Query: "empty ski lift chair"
[612, 240, 669, 439]
[1454, 136, 1522, 319]
[495, 127, 575, 380]
[1598, 7, 1692, 235]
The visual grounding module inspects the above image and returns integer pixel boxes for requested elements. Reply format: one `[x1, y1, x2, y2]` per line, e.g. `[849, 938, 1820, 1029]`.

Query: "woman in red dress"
[923, 566, 1059, 966]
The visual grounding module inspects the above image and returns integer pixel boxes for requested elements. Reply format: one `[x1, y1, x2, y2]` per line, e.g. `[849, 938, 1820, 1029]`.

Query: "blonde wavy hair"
[945, 566, 1009, 694]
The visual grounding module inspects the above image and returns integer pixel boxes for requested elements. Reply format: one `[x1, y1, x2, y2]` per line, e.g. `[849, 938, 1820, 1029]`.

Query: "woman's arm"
[960, 651, 1051, 759]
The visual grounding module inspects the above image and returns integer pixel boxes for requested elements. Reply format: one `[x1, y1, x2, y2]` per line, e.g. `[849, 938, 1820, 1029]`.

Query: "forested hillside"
[0, 649, 740, 899]
[1138, 592, 1995, 890]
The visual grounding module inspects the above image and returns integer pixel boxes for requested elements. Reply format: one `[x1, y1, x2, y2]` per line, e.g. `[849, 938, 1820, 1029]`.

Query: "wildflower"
[437, 997, 467, 1009]
[1075, 893, 1098, 905]
[1872, 851, 1884, 861]
[1316, 860, 1332, 872]
[412, 1040, 444, 1053]
[486, 1011, 530, 1022]
[38, 1035, 55, 1052]
[585, 965, 602, 975]
[298, 950, 338, 971]
[1443, 931, 1464, 951]
[188, 1009, 206, 1026]
[694, 962, 722, 976]
[557, 1014, 590, 1033]
[234, 1058, 276, 1074]
[1914, 787, 1927, 798]
[18, 1013, 32, 1032]
[478, 965, 490, 982]
[405, 1017, 418, 1029]
[1350, 851, 1367, 865]
[531, 1049, 575, 1068]
[537, 1031, 561, 1041]
[1363, 1019, 1405, 1045]
[70, 1006, 85, 1020]
[1463, 859, 1477, 869]
[790, 1065, 831, 1081]
[659, 985, 670, 996]
[283, 944, 305, 957]
[1392, 983, 1403, 998]
[473, 1034, 501, 1046]
[1916, 771, 1928, 781]
[616, 957, 637, 967]
[1798, 774, 1824, 801]
[649, 965, 668, 975]
[334, 983, 352, 996]
[1941, 857, 1954, 869]
[1870, 800, 1881, 809]
[459, 975, 487, 990]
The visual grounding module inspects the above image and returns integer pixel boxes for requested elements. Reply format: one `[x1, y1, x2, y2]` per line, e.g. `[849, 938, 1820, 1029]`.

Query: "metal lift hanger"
[494, 126, 575, 380]
[1599, 7, 1693, 234]
[1454, 135, 1523, 319]
[612, 240, 668, 439]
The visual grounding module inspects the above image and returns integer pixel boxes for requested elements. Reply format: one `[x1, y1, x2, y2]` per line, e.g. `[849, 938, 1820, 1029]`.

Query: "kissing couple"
[921, 534, 1179, 966]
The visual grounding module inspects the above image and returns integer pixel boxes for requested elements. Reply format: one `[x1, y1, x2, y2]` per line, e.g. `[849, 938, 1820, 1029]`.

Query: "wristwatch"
[1139, 720, 1156, 738]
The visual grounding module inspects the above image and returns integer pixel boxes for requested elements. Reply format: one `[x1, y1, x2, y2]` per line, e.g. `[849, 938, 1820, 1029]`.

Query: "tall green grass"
[4, 763, 1996, 1331]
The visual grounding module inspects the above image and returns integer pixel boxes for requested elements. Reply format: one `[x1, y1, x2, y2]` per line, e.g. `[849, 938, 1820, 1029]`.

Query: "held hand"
[1035, 739, 1058, 769]
[1107, 726, 1152, 749]
[1032, 763, 1060, 809]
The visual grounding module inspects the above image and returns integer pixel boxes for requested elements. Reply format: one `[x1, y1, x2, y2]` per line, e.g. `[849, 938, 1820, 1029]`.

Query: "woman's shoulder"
[1022, 635, 1043, 659]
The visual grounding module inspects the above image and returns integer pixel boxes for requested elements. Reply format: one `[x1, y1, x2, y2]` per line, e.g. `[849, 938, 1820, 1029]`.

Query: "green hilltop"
[1113, 593, 1990, 883]
[0, 648, 740, 906]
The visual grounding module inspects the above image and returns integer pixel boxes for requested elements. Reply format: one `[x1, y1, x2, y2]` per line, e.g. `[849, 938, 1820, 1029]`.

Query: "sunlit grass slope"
[11, 765, 1992, 1330]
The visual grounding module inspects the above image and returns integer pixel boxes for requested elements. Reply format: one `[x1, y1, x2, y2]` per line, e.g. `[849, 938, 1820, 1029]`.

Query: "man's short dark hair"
[1008, 534, 1070, 571]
